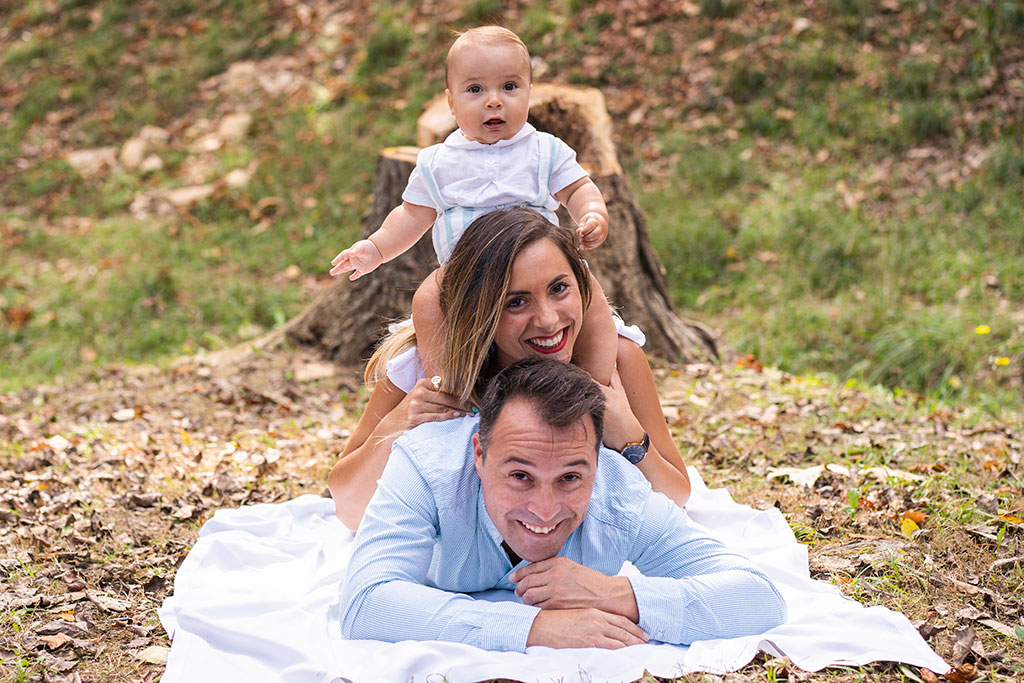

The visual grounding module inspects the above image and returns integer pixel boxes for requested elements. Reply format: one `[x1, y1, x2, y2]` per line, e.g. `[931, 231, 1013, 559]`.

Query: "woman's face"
[494, 238, 584, 368]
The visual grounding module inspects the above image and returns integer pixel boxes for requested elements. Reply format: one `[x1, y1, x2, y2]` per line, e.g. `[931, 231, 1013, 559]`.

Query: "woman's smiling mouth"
[525, 328, 568, 354]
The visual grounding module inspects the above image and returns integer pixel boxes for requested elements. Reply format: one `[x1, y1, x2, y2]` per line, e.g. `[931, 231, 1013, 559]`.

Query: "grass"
[0, 0, 295, 173]
[0, 87, 421, 387]
[1, 0, 1023, 414]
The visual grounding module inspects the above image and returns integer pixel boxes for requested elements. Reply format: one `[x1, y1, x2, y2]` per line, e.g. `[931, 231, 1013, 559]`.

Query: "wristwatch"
[619, 431, 649, 465]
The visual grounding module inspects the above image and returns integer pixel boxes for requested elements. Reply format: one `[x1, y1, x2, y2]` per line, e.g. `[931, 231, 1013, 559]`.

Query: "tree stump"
[285, 84, 718, 365]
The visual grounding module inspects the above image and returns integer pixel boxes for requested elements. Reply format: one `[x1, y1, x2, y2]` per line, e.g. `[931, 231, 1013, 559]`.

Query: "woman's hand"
[597, 369, 645, 452]
[397, 377, 471, 430]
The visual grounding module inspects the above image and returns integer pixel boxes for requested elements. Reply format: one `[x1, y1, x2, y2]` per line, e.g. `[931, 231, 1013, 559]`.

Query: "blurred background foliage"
[1, 0, 1022, 413]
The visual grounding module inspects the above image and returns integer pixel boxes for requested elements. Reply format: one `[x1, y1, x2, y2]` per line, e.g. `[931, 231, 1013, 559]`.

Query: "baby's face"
[446, 41, 531, 145]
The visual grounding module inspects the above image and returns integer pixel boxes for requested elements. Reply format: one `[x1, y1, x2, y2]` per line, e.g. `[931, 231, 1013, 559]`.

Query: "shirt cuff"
[465, 600, 540, 652]
[626, 575, 675, 643]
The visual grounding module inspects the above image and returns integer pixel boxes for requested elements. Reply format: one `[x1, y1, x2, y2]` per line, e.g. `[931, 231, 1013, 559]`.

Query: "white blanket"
[158, 469, 948, 682]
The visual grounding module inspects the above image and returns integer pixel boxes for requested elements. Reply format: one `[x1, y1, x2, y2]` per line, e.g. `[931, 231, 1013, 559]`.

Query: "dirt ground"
[1, 340, 1021, 682]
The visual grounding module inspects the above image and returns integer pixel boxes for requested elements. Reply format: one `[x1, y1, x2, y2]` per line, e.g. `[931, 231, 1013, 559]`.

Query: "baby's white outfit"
[402, 123, 588, 264]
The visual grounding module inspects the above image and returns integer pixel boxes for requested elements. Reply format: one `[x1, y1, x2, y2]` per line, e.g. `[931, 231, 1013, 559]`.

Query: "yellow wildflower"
[995, 357, 1010, 366]
[975, 325, 991, 335]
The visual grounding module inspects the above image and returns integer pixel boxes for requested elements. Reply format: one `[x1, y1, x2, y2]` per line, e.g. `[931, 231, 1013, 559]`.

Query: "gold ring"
[430, 376, 442, 391]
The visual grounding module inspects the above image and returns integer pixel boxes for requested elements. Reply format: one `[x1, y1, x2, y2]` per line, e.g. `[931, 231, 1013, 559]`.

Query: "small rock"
[119, 137, 149, 170]
[164, 184, 216, 207]
[111, 408, 136, 422]
[135, 645, 170, 664]
[137, 125, 170, 144]
[224, 167, 252, 188]
[65, 147, 117, 177]
[46, 435, 71, 453]
[139, 154, 164, 172]
[218, 112, 253, 141]
[191, 134, 224, 153]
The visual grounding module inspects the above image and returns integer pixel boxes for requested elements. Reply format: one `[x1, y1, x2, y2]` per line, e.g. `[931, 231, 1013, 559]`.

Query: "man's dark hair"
[478, 358, 605, 456]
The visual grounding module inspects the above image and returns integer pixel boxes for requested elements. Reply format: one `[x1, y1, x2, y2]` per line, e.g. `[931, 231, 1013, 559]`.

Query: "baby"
[330, 26, 617, 386]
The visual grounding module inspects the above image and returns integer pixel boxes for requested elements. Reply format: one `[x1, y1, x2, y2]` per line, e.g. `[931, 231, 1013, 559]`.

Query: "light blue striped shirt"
[340, 416, 786, 652]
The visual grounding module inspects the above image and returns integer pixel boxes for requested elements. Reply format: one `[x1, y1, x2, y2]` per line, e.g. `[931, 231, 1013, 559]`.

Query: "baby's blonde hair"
[445, 26, 532, 89]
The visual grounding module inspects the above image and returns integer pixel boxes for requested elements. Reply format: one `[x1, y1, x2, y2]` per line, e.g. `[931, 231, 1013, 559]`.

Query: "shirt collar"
[444, 122, 536, 150]
[478, 489, 506, 549]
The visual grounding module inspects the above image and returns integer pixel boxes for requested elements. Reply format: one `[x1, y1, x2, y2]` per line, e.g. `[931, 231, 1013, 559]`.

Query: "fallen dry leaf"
[947, 577, 981, 595]
[86, 590, 130, 612]
[954, 605, 986, 621]
[767, 463, 850, 487]
[2, 304, 34, 329]
[978, 618, 1016, 639]
[944, 662, 980, 682]
[37, 650, 78, 673]
[39, 633, 75, 650]
[864, 466, 925, 483]
[950, 626, 977, 666]
[902, 510, 928, 524]
[736, 353, 764, 372]
[900, 516, 920, 537]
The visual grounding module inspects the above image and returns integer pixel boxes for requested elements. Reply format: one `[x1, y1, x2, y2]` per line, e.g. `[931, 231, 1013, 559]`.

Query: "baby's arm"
[555, 178, 609, 250]
[330, 201, 437, 279]
[573, 271, 617, 386]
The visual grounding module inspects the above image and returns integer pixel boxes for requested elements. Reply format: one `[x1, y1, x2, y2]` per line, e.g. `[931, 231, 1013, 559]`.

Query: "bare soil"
[1, 341, 1021, 682]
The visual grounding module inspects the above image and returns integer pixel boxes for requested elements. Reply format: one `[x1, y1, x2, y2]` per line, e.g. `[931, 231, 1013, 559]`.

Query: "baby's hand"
[330, 240, 384, 280]
[576, 211, 608, 250]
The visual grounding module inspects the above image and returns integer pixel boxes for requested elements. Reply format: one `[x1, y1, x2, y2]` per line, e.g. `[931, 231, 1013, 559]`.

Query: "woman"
[329, 208, 690, 528]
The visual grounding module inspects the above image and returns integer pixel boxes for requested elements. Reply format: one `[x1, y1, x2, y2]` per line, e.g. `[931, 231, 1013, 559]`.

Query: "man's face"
[473, 398, 597, 563]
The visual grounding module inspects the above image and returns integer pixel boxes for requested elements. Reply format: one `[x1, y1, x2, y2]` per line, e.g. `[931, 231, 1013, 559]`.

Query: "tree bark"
[285, 84, 718, 365]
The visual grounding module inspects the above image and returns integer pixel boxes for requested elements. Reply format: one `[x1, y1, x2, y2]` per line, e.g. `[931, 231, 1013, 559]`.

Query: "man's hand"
[576, 210, 608, 250]
[330, 239, 383, 280]
[511, 557, 639, 622]
[526, 608, 648, 649]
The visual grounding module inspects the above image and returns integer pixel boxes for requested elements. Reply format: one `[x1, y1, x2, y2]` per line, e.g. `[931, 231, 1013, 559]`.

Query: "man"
[340, 358, 786, 651]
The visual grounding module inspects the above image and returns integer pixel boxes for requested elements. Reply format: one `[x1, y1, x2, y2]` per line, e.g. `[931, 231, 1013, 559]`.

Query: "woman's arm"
[329, 377, 467, 529]
[601, 338, 691, 506]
